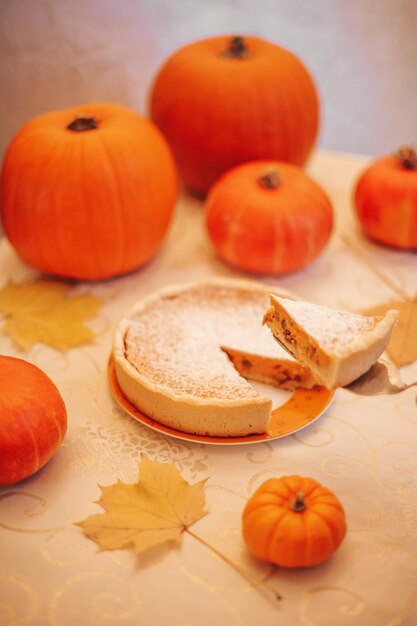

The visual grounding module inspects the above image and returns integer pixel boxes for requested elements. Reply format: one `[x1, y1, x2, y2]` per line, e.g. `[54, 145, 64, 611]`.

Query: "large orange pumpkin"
[242, 475, 347, 568]
[150, 35, 319, 196]
[354, 146, 417, 249]
[205, 160, 333, 275]
[0, 103, 178, 280]
[0, 356, 67, 486]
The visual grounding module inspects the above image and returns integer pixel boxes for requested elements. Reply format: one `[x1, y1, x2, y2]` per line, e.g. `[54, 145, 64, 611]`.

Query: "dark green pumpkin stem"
[290, 492, 307, 512]
[258, 168, 280, 190]
[394, 146, 417, 170]
[222, 36, 249, 59]
[67, 116, 99, 132]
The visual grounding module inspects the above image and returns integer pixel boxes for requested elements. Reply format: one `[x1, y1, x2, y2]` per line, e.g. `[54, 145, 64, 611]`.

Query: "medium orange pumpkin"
[205, 160, 333, 275]
[242, 475, 347, 568]
[150, 34, 319, 196]
[0, 103, 178, 280]
[354, 146, 417, 249]
[0, 356, 67, 486]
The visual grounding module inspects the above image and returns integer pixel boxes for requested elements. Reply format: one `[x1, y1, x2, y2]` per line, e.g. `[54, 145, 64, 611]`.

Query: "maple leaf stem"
[341, 233, 410, 301]
[184, 527, 282, 601]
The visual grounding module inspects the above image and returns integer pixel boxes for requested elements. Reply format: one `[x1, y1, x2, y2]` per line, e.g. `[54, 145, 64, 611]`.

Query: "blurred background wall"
[0, 0, 416, 162]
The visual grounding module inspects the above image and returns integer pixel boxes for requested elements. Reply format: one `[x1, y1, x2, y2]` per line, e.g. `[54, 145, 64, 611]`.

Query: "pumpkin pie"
[112, 278, 317, 437]
[263, 295, 398, 389]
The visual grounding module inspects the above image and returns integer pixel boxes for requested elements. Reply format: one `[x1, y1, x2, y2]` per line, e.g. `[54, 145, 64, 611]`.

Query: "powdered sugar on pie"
[113, 278, 308, 437]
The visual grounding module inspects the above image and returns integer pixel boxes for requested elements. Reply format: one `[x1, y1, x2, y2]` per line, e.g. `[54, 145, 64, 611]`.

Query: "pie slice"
[263, 295, 399, 389]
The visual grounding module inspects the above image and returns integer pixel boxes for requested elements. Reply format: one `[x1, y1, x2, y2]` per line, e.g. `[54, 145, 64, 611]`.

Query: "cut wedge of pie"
[112, 278, 316, 437]
[263, 295, 399, 389]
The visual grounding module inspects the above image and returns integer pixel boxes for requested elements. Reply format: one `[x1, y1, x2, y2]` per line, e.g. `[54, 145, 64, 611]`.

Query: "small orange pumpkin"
[0, 103, 178, 280]
[354, 146, 417, 249]
[242, 475, 347, 568]
[150, 34, 319, 196]
[0, 356, 67, 486]
[205, 160, 333, 275]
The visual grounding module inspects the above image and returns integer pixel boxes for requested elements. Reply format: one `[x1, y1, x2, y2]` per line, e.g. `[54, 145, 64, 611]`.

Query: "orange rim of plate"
[107, 355, 335, 445]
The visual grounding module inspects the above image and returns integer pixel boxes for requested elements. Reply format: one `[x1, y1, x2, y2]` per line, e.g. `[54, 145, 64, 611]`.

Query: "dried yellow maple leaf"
[363, 298, 417, 367]
[0, 279, 103, 350]
[77, 456, 281, 599]
[77, 455, 208, 553]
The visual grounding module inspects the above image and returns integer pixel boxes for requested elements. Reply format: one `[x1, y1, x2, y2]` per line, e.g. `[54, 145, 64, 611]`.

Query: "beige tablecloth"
[1, 151, 416, 626]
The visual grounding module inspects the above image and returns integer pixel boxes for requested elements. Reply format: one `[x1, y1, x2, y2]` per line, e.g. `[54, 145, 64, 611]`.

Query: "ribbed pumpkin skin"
[0, 103, 178, 280]
[354, 154, 417, 249]
[0, 356, 67, 486]
[150, 35, 319, 196]
[205, 160, 333, 275]
[242, 475, 347, 568]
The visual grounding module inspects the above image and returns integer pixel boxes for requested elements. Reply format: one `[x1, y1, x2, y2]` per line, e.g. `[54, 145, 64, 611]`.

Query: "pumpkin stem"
[222, 35, 249, 59]
[67, 116, 99, 132]
[394, 146, 417, 170]
[290, 492, 307, 512]
[258, 168, 280, 190]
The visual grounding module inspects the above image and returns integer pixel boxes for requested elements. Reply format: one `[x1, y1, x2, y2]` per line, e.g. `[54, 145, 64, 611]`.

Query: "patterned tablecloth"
[1, 151, 416, 626]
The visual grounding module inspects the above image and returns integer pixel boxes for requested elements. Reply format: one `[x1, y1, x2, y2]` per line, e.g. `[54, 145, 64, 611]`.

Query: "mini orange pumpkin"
[205, 160, 333, 275]
[150, 34, 319, 196]
[0, 103, 178, 280]
[354, 146, 417, 249]
[242, 475, 347, 568]
[0, 356, 67, 486]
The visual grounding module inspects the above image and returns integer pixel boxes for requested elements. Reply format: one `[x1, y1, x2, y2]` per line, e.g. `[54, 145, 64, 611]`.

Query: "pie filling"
[263, 306, 330, 371]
